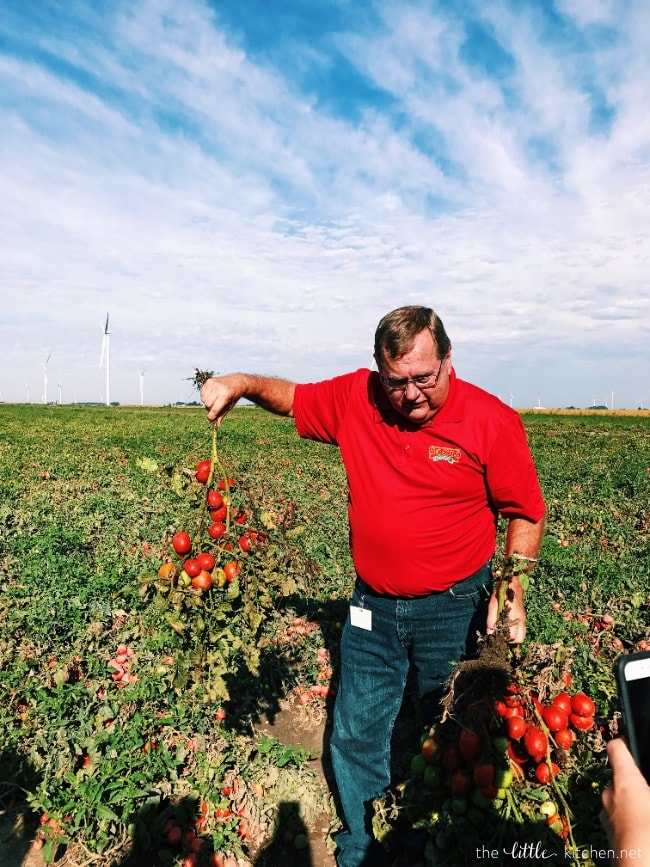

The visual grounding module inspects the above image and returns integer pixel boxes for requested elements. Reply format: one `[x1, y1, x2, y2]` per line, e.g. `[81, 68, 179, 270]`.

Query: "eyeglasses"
[380, 356, 446, 393]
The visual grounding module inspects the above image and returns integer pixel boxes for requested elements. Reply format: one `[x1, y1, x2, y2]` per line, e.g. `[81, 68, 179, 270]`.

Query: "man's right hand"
[200, 374, 296, 424]
[200, 374, 246, 425]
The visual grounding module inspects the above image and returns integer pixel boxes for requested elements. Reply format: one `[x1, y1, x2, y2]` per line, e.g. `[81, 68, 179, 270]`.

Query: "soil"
[0, 810, 46, 867]
[250, 701, 338, 867]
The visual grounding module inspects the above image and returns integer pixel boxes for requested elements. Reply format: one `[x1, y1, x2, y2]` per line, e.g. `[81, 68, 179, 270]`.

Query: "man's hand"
[200, 374, 296, 424]
[200, 374, 247, 425]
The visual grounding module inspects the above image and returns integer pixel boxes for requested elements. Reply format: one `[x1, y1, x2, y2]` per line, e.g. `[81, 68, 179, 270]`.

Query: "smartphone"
[615, 650, 650, 783]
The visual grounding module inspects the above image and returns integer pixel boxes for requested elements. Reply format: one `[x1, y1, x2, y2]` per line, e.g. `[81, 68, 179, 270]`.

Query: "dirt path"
[0, 811, 46, 867]
[251, 701, 338, 867]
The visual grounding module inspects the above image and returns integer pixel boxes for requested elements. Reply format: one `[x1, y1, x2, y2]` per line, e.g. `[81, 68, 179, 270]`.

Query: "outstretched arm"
[200, 374, 296, 425]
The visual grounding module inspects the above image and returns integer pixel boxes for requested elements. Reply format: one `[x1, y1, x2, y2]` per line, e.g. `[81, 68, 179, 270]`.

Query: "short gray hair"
[374, 306, 451, 362]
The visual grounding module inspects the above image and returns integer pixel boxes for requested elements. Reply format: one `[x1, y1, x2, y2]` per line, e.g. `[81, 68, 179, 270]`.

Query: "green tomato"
[472, 789, 493, 810]
[451, 796, 468, 815]
[423, 765, 442, 790]
[494, 767, 513, 789]
[411, 754, 427, 776]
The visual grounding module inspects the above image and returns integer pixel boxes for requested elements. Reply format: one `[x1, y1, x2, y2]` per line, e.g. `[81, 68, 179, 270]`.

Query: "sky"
[1, 0, 649, 409]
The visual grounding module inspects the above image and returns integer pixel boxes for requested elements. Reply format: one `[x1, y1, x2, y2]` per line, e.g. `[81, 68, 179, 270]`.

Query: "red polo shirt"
[293, 368, 545, 596]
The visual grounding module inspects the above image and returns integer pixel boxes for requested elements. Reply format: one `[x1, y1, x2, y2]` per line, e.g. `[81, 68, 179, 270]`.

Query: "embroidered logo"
[429, 446, 462, 464]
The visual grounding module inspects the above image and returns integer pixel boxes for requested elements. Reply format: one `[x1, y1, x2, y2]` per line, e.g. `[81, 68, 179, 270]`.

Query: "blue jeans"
[330, 563, 492, 867]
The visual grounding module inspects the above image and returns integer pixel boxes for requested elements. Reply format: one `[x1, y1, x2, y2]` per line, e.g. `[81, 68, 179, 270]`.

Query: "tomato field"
[0, 404, 648, 867]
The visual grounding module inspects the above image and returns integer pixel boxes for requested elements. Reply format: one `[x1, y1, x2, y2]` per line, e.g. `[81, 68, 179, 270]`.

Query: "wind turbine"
[139, 367, 147, 406]
[57, 383, 63, 405]
[40, 352, 52, 404]
[100, 313, 110, 406]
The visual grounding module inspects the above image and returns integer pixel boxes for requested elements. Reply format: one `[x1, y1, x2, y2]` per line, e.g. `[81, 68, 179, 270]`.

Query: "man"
[201, 305, 546, 866]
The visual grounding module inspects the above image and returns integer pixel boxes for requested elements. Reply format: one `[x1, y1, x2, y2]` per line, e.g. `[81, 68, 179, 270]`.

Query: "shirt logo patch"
[429, 446, 462, 464]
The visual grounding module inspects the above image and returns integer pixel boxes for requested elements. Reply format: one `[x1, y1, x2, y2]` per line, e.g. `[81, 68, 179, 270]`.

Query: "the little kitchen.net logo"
[475, 841, 645, 863]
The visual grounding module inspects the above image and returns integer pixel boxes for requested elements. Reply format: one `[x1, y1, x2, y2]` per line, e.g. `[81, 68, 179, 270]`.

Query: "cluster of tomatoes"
[158, 460, 268, 594]
[412, 681, 598, 844]
[106, 642, 137, 688]
[160, 812, 238, 867]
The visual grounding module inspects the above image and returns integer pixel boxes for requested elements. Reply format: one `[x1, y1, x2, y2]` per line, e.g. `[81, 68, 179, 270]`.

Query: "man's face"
[376, 328, 451, 425]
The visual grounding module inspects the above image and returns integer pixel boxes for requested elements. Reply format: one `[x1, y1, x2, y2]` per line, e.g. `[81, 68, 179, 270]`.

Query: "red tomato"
[507, 739, 529, 765]
[183, 558, 201, 578]
[209, 505, 228, 522]
[570, 713, 594, 731]
[506, 715, 528, 740]
[450, 769, 472, 796]
[535, 761, 559, 784]
[233, 509, 247, 525]
[524, 726, 547, 762]
[472, 763, 495, 788]
[238, 535, 252, 553]
[166, 824, 182, 845]
[208, 522, 226, 540]
[196, 552, 216, 572]
[554, 728, 574, 750]
[441, 745, 464, 772]
[570, 693, 596, 718]
[421, 737, 438, 762]
[503, 705, 525, 719]
[172, 531, 191, 555]
[458, 728, 482, 761]
[191, 570, 213, 591]
[207, 490, 224, 509]
[195, 460, 211, 484]
[218, 477, 236, 491]
[552, 692, 572, 716]
[224, 561, 241, 582]
[542, 705, 568, 733]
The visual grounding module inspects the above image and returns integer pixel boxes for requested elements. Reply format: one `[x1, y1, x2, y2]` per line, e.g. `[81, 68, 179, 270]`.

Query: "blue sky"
[1, 0, 648, 408]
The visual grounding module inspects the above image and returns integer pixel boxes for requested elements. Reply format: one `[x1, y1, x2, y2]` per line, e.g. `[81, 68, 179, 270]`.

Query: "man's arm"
[200, 374, 296, 425]
[486, 513, 546, 644]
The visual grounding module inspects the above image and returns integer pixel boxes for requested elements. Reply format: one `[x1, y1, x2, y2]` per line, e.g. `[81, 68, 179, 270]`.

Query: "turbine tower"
[40, 352, 52, 404]
[139, 367, 147, 406]
[100, 313, 111, 406]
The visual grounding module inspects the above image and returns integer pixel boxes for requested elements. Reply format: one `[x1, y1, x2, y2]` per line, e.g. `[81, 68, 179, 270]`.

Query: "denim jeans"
[330, 563, 492, 867]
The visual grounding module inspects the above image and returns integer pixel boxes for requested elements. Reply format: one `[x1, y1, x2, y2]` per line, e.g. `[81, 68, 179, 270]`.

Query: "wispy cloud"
[0, 0, 648, 408]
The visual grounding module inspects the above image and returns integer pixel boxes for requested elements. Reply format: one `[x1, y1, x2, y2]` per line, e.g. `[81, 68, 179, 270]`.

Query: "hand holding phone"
[615, 651, 650, 784]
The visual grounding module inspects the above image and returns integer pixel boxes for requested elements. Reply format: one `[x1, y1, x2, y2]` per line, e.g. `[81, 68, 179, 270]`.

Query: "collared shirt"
[293, 368, 545, 596]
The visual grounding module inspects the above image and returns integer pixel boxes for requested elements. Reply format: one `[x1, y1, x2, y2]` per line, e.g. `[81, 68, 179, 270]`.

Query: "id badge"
[350, 604, 372, 631]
